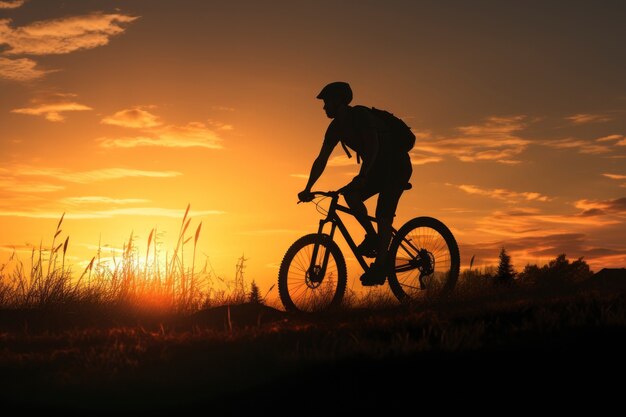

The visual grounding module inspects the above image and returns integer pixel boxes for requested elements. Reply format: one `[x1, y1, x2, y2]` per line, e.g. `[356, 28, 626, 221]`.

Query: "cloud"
[98, 117, 224, 149]
[596, 134, 624, 142]
[11, 93, 92, 121]
[0, 1, 24, 9]
[0, 177, 64, 193]
[0, 207, 225, 220]
[98, 107, 228, 149]
[448, 183, 551, 203]
[327, 155, 353, 167]
[541, 138, 611, 155]
[603, 173, 626, 180]
[565, 113, 612, 124]
[413, 116, 530, 164]
[575, 198, 626, 216]
[238, 229, 300, 236]
[0, 56, 52, 81]
[409, 155, 442, 165]
[290, 174, 309, 179]
[474, 205, 620, 240]
[101, 107, 162, 128]
[15, 166, 182, 183]
[461, 233, 626, 271]
[211, 106, 235, 112]
[60, 196, 150, 205]
[0, 13, 138, 55]
[207, 119, 234, 131]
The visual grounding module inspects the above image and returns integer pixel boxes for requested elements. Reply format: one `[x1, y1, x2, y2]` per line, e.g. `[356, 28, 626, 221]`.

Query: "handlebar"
[297, 190, 342, 204]
[310, 190, 341, 198]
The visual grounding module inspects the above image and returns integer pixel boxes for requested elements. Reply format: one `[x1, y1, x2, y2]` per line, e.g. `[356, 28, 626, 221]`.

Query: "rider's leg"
[343, 189, 377, 237]
[374, 215, 393, 266]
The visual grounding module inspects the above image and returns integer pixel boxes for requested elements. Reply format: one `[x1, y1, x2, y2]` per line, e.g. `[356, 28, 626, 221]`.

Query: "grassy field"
[1, 281, 624, 415]
[1, 215, 624, 414]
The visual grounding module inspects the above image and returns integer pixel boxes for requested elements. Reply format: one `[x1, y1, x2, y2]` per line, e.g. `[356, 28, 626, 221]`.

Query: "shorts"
[359, 152, 412, 219]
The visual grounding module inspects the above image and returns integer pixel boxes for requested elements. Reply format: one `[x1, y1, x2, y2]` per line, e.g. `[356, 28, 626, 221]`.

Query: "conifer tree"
[249, 280, 262, 304]
[496, 247, 515, 285]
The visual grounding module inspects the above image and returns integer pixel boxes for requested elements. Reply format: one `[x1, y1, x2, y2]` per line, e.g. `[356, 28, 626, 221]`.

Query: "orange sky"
[1, 0, 625, 299]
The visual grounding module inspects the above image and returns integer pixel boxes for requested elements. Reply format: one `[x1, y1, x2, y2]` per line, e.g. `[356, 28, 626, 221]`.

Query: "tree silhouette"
[249, 280, 262, 304]
[517, 254, 593, 287]
[495, 247, 515, 285]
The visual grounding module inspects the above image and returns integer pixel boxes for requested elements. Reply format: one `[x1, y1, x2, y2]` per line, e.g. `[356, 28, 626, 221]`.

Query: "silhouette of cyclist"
[298, 82, 413, 286]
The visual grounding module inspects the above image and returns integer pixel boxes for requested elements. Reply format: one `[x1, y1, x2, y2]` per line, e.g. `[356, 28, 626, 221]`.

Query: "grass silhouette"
[0, 205, 245, 313]
[0, 210, 624, 413]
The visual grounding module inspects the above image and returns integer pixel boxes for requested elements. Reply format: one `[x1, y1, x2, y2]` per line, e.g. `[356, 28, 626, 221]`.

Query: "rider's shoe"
[357, 234, 378, 258]
[360, 262, 387, 286]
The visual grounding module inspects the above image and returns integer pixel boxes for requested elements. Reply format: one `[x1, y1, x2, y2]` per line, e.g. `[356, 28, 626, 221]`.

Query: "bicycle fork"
[307, 219, 337, 284]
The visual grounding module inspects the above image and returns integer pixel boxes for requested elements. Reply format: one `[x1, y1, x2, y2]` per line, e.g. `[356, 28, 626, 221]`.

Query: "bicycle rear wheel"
[278, 233, 347, 314]
[387, 217, 460, 302]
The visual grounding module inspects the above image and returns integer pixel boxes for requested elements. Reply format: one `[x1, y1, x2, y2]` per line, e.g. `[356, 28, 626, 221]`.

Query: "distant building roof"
[593, 268, 626, 279]
[587, 268, 626, 290]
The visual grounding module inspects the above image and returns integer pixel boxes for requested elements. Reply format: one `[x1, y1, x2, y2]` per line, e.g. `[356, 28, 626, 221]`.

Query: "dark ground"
[0, 282, 625, 415]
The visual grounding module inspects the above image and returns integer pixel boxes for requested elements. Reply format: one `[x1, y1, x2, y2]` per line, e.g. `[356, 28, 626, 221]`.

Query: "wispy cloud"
[60, 196, 150, 205]
[290, 174, 309, 179]
[207, 119, 234, 131]
[327, 155, 353, 167]
[0, 13, 138, 55]
[603, 173, 626, 180]
[475, 208, 619, 239]
[414, 116, 530, 164]
[11, 93, 91, 121]
[461, 233, 626, 271]
[98, 122, 224, 149]
[238, 229, 300, 236]
[541, 138, 611, 155]
[603, 173, 626, 187]
[469, 197, 626, 241]
[0, 177, 64, 193]
[565, 113, 612, 125]
[410, 154, 442, 165]
[0, 207, 225, 220]
[596, 134, 624, 142]
[15, 166, 181, 183]
[101, 107, 162, 128]
[98, 106, 226, 150]
[575, 198, 626, 216]
[0, 57, 52, 81]
[0, 1, 24, 9]
[448, 183, 551, 203]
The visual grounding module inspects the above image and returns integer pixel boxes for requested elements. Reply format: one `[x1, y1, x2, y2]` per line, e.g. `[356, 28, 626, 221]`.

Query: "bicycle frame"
[309, 192, 398, 274]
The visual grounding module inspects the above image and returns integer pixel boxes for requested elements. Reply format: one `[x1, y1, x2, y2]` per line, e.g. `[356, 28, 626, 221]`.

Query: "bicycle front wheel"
[388, 217, 460, 302]
[278, 233, 347, 314]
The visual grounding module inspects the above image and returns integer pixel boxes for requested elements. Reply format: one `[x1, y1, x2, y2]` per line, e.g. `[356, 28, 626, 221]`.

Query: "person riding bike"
[298, 81, 413, 286]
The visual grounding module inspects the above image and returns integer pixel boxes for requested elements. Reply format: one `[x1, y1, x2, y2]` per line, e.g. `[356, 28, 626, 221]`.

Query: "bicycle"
[278, 186, 460, 313]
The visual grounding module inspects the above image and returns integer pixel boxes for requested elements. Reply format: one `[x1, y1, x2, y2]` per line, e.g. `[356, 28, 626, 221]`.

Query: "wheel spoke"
[279, 236, 347, 313]
[387, 219, 459, 302]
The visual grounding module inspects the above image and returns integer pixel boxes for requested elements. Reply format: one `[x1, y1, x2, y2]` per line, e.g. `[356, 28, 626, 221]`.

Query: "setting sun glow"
[1, 1, 625, 303]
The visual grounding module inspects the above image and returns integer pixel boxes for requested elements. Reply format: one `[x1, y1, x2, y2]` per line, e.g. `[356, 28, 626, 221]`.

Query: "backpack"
[340, 106, 415, 163]
[369, 107, 416, 153]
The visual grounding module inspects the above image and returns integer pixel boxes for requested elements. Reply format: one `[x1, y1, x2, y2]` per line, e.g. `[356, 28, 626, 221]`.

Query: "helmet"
[316, 81, 352, 104]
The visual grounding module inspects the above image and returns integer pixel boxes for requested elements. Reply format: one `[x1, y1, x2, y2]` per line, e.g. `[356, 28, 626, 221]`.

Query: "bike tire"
[387, 217, 460, 303]
[278, 233, 347, 314]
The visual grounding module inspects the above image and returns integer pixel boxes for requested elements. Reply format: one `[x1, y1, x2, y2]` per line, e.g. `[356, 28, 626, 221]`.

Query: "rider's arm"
[303, 127, 339, 192]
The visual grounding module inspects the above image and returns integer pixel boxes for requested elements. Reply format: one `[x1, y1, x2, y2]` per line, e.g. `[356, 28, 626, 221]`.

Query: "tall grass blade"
[194, 222, 202, 246]
[56, 212, 65, 231]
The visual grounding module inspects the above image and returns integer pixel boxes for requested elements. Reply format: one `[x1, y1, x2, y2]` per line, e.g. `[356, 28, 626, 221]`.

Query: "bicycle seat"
[404, 183, 412, 190]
